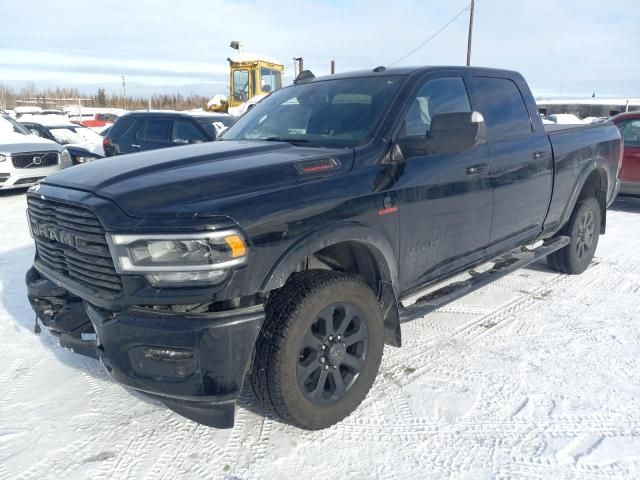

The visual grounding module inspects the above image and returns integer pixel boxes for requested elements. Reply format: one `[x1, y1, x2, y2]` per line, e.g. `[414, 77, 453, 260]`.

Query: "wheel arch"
[261, 222, 402, 347]
[559, 166, 609, 235]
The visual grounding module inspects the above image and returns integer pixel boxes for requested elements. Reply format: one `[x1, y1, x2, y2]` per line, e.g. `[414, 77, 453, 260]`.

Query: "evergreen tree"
[96, 88, 107, 107]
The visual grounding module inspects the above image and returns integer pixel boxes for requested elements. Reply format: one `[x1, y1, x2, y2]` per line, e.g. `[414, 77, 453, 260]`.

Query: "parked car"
[582, 116, 609, 124]
[547, 113, 584, 124]
[611, 111, 640, 196]
[25, 66, 620, 430]
[103, 111, 237, 156]
[539, 114, 555, 124]
[19, 114, 105, 159]
[0, 112, 72, 190]
[65, 145, 104, 165]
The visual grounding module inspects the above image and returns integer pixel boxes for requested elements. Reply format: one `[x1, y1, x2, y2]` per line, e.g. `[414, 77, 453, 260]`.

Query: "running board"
[398, 236, 570, 324]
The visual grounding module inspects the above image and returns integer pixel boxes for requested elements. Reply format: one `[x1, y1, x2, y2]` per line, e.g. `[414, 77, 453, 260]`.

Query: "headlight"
[106, 231, 248, 287]
[59, 148, 73, 167]
[0, 154, 6, 163]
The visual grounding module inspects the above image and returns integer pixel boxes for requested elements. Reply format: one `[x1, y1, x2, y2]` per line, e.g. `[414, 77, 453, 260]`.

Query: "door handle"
[466, 163, 489, 175]
[532, 150, 547, 160]
[131, 144, 141, 149]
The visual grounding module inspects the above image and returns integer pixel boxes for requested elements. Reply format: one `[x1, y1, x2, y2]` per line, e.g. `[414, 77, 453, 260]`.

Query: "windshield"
[0, 114, 31, 135]
[49, 126, 102, 144]
[222, 76, 404, 148]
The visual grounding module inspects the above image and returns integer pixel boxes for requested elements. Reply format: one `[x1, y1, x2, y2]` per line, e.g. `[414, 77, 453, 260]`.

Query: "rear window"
[197, 116, 236, 137]
[472, 77, 532, 140]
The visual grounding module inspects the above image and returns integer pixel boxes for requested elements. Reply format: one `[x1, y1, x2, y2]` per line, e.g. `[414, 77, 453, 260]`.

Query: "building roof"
[537, 98, 640, 106]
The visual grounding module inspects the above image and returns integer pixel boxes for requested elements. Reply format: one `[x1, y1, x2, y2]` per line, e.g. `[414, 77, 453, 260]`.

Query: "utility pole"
[466, 0, 475, 66]
[121, 75, 127, 110]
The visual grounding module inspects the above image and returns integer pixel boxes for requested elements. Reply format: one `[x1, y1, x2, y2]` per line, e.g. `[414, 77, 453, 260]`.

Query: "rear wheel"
[547, 196, 600, 274]
[251, 270, 384, 430]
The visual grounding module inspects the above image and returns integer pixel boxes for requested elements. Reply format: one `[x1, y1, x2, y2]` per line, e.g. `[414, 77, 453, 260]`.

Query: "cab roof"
[306, 65, 521, 83]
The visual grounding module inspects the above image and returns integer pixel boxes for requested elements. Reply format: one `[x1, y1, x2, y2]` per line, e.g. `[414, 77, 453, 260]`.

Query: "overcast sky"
[1, 0, 638, 98]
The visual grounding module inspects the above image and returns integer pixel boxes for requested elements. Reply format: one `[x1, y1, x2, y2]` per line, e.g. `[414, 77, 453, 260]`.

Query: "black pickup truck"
[25, 66, 621, 430]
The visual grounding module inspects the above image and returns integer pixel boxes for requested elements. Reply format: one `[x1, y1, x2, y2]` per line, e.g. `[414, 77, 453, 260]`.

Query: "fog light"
[129, 346, 196, 380]
[144, 348, 194, 360]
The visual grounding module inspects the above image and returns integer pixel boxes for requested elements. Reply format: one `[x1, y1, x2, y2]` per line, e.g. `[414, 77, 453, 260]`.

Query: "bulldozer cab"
[228, 55, 284, 107]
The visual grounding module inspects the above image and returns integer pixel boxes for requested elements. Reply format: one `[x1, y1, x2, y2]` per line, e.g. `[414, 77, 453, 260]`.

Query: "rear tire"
[250, 270, 384, 430]
[547, 197, 600, 274]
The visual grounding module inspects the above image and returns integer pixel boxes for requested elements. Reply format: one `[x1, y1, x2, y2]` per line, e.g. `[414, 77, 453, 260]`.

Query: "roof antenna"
[373, 66, 387, 72]
[294, 70, 315, 84]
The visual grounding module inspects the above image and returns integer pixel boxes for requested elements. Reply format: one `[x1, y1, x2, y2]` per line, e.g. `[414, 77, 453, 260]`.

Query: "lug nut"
[319, 357, 326, 364]
[321, 345, 327, 350]
[329, 335, 334, 341]
[324, 365, 329, 370]
[337, 335, 341, 341]
[333, 365, 337, 369]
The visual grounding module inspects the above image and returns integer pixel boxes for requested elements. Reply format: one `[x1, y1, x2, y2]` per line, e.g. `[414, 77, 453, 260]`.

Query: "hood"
[67, 141, 104, 157]
[43, 140, 353, 217]
[0, 132, 62, 153]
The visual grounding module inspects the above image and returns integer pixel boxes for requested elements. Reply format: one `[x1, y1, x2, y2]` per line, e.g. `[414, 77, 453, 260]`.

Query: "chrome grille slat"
[12, 152, 59, 169]
[27, 197, 122, 294]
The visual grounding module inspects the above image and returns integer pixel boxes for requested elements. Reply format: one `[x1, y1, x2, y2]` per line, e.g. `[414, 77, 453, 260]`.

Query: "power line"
[388, 5, 471, 67]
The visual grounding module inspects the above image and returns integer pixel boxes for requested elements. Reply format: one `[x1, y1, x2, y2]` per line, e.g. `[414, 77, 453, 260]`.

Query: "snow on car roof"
[18, 114, 78, 127]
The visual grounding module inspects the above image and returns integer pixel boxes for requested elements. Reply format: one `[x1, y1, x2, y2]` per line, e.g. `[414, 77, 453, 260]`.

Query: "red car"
[612, 111, 640, 196]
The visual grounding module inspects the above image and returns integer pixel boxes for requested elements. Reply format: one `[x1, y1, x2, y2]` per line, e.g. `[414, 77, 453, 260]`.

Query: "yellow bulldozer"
[208, 42, 284, 116]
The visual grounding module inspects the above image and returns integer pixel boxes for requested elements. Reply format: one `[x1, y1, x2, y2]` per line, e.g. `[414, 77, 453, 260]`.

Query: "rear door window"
[136, 118, 172, 142]
[472, 77, 532, 140]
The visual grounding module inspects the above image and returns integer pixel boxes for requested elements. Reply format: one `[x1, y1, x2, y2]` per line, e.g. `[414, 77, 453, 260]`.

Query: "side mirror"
[399, 111, 486, 158]
[29, 129, 40, 136]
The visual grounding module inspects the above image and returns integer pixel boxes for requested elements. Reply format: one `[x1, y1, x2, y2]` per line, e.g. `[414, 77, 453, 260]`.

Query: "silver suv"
[0, 112, 72, 190]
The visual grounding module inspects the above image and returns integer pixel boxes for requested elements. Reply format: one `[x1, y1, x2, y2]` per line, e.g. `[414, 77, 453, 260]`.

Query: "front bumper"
[26, 266, 265, 428]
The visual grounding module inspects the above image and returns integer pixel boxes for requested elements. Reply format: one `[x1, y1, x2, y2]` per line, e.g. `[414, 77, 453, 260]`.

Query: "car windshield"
[49, 126, 102, 144]
[221, 76, 404, 148]
[0, 114, 31, 135]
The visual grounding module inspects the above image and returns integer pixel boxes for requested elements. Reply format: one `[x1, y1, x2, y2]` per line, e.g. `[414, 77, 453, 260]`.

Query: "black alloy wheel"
[297, 303, 369, 405]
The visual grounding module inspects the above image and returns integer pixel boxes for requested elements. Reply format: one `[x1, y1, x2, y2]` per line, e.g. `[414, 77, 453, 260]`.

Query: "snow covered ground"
[1, 190, 640, 480]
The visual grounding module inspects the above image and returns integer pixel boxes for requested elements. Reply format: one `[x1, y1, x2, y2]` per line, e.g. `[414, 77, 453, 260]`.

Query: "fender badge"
[378, 206, 398, 215]
[295, 157, 341, 174]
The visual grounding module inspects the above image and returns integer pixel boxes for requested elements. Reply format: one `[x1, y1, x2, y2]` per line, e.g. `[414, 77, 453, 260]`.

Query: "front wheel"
[547, 196, 601, 274]
[251, 270, 384, 430]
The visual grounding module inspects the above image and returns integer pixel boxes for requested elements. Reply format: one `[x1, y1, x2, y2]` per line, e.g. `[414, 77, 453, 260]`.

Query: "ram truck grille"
[12, 152, 59, 169]
[27, 196, 123, 294]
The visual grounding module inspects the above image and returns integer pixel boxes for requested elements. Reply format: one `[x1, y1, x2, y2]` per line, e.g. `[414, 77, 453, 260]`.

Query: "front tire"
[547, 196, 600, 274]
[251, 270, 384, 430]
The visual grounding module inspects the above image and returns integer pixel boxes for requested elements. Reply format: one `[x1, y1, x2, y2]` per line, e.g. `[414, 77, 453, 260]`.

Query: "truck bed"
[544, 122, 610, 133]
[543, 120, 621, 234]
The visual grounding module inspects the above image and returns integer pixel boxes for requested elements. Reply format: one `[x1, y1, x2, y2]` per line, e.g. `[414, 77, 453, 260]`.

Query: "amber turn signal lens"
[225, 235, 247, 257]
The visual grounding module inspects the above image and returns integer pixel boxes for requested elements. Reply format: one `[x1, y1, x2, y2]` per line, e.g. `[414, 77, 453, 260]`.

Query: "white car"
[18, 114, 105, 157]
[547, 113, 584, 124]
[0, 112, 72, 190]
